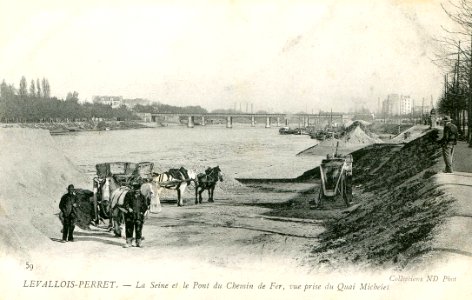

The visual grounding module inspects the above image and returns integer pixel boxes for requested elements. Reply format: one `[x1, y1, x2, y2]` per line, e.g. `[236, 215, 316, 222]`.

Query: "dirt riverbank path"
[43, 182, 324, 273]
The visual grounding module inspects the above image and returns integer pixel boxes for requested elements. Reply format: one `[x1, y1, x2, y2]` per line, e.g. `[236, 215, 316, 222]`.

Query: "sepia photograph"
[1, 0, 471, 299]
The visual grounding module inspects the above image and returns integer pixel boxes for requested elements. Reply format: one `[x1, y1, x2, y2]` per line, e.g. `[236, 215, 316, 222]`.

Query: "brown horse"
[195, 166, 223, 204]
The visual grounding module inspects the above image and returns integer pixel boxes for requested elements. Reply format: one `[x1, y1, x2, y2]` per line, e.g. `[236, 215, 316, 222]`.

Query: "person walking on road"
[59, 184, 79, 242]
[438, 116, 458, 173]
[123, 182, 147, 248]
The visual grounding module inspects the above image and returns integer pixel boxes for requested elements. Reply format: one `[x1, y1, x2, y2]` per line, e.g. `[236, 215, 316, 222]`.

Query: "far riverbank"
[0, 120, 153, 134]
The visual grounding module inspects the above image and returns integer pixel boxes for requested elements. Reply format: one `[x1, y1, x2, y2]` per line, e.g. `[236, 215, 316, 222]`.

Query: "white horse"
[152, 167, 196, 206]
[98, 178, 161, 237]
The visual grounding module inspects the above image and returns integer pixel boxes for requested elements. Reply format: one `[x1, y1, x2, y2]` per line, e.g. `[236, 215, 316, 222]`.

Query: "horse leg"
[198, 189, 203, 204]
[208, 186, 214, 202]
[195, 186, 199, 205]
[108, 216, 113, 231]
[113, 208, 121, 237]
[177, 188, 182, 207]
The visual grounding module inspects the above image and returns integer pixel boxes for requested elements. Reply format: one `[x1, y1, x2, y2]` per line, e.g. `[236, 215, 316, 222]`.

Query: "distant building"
[399, 95, 412, 115]
[93, 96, 123, 109]
[382, 94, 413, 116]
[122, 98, 151, 108]
[382, 94, 399, 116]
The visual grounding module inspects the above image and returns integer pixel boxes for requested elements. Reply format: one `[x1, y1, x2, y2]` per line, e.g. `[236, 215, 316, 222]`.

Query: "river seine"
[52, 125, 322, 191]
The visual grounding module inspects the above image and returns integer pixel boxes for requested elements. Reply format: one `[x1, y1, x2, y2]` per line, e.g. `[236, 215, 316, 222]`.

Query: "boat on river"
[279, 127, 308, 135]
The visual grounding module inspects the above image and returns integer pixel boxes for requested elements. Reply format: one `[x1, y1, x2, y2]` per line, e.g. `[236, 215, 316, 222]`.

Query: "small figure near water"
[59, 184, 78, 242]
[438, 116, 458, 173]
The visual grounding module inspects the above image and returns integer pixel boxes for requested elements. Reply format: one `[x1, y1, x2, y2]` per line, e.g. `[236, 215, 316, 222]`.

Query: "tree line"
[0, 77, 210, 123]
[0, 77, 137, 122]
[436, 0, 472, 145]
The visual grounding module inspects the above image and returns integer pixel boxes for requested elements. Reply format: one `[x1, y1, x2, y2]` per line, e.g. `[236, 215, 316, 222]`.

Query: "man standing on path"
[123, 182, 147, 248]
[439, 116, 458, 173]
[59, 184, 79, 242]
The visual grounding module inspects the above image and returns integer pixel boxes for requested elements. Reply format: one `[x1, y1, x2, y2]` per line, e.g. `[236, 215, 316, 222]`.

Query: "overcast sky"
[0, 0, 458, 113]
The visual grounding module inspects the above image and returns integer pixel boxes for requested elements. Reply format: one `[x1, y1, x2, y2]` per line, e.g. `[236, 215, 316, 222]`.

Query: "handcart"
[315, 153, 353, 208]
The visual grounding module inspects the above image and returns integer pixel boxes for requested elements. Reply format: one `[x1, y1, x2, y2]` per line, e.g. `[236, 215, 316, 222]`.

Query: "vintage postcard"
[1, 0, 471, 299]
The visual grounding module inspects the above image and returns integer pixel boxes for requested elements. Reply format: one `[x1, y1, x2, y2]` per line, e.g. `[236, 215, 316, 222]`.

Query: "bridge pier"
[265, 117, 270, 128]
[226, 116, 233, 128]
[285, 118, 289, 126]
[251, 116, 255, 127]
[201, 116, 205, 126]
[187, 116, 194, 128]
[276, 117, 280, 127]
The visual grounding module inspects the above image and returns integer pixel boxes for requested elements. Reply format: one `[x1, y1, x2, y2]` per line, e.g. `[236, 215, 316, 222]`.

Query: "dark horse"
[195, 166, 223, 204]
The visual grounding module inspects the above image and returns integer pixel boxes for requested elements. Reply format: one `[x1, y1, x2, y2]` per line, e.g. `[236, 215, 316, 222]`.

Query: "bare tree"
[437, 0, 472, 145]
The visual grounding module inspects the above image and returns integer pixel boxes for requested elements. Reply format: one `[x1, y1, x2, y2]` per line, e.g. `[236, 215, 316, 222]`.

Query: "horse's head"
[140, 182, 161, 213]
[93, 177, 114, 218]
[187, 169, 197, 185]
[94, 177, 109, 200]
[214, 166, 223, 182]
[95, 176, 121, 201]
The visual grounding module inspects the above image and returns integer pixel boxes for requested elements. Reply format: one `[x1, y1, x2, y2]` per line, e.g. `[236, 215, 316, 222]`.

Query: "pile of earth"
[306, 129, 455, 270]
[0, 128, 89, 259]
[341, 122, 383, 144]
[297, 121, 383, 156]
[344, 120, 375, 137]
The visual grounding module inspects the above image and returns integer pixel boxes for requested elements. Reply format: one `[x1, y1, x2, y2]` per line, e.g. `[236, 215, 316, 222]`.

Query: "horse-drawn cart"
[315, 153, 353, 208]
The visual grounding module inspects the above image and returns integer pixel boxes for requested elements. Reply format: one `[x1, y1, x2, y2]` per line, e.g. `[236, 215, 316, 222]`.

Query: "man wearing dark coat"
[438, 116, 458, 173]
[123, 182, 148, 248]
[59, 184, 78, 242]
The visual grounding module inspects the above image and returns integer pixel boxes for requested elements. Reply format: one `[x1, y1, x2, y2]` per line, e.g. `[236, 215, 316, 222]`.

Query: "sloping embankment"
[0, 128, 89, 259]
[308, 129, 456, 270]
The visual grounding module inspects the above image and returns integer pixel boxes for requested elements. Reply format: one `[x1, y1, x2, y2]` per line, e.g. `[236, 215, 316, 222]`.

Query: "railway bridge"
[150, 112, 344, 128]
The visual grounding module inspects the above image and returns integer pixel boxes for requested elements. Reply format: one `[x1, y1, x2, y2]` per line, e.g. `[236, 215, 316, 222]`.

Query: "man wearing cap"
[59, 184, 79, 242]
[122, 182, 147, 248]
[438, 116, 458, 173]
